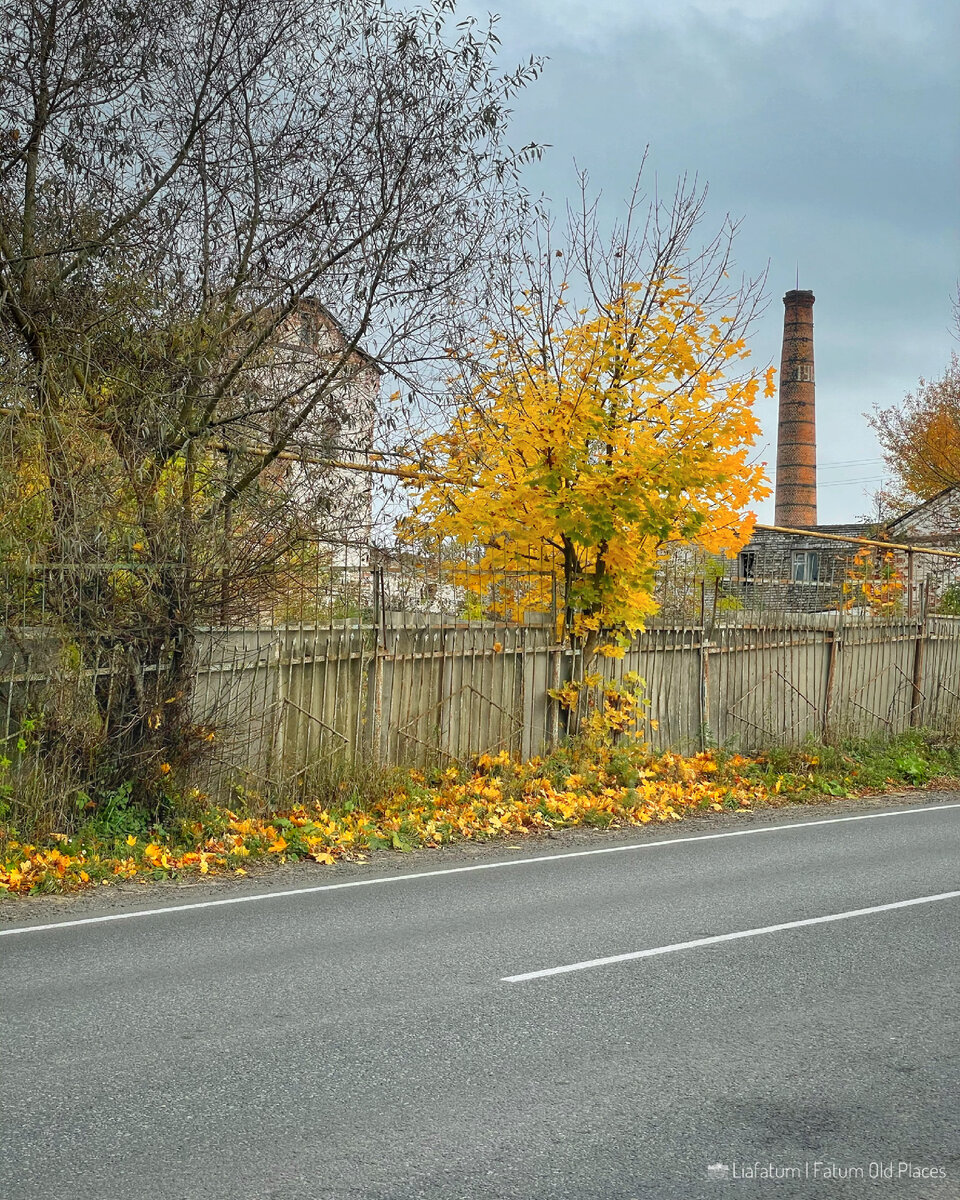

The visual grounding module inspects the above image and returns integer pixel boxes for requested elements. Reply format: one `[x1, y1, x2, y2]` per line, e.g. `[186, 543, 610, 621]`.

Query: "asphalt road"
[2, 799, 959, 1199]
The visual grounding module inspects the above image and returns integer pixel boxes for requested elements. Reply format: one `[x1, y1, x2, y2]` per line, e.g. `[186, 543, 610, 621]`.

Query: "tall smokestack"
[775, 289, 817, 527]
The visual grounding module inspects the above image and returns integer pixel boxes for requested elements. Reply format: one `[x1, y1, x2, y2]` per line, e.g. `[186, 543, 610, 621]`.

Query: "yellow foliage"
[0, 741, 785, 896]
[403, 279, 771, 647]
[869, 352, 960, 503]
[841, 546, 905, 615]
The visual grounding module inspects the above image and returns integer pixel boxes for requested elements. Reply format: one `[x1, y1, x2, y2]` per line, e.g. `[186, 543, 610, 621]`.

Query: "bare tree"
[0, 0, 540, 804]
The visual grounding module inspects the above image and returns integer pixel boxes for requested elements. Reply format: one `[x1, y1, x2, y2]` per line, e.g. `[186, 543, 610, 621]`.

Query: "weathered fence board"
[4, 611, 960, 798]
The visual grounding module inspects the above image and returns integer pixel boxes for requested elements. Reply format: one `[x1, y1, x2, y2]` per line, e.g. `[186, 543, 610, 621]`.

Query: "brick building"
[717, 287, 960, 614]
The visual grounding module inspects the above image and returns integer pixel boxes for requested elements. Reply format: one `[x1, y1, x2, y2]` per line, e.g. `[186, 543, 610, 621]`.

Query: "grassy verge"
[2, 729, 959, 897]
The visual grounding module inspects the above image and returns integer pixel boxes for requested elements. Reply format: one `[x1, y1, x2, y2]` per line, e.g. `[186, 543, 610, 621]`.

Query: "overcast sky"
[460, 0, 959, 522]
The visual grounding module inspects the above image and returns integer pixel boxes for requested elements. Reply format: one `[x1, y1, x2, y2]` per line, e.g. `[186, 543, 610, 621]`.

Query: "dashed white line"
[502, 890, 960, 982]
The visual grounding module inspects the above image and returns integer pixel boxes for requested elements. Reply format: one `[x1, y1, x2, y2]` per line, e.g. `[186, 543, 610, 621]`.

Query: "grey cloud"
[460, 0, 960, 520]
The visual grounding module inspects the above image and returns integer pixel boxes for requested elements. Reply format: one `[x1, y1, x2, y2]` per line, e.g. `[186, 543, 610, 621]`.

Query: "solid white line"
[1, 800, 958, 939]
[502, 890, 960, 982]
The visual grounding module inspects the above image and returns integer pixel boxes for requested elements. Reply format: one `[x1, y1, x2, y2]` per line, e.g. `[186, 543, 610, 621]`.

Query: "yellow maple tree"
[869, 350, 960, 507]
[404, 273, 773, 652]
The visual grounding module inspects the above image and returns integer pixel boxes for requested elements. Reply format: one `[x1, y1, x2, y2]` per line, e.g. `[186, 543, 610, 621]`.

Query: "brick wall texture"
[775, 289, 817, 527]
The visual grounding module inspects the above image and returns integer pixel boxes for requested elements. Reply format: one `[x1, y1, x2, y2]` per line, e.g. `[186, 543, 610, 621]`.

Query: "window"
[738, 551, 756, 583]
[791, 550, 820, 583]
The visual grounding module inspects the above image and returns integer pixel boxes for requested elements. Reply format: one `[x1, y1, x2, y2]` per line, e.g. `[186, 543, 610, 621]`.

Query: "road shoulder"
[2, 787, 957, 928]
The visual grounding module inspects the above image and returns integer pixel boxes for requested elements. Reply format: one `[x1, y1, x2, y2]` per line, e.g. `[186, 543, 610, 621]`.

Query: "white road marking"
[502, 889, 960, 982]
[1, 800, 958, 939]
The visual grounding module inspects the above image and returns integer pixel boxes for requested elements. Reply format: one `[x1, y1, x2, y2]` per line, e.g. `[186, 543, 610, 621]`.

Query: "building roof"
[885, 484, 960, 533]
[808, 522, 875, 537]
[299, 297, 384, 376]
[745, 522, 874, 548]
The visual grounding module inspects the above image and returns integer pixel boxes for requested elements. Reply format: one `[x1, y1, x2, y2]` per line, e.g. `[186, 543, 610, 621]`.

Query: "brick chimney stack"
[775, 288, 817, 527]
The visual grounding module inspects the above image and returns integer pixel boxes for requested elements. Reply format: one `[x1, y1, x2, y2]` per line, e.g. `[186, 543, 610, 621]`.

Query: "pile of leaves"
[2, 722, 957, 897]
[0, 747, 771, 895]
